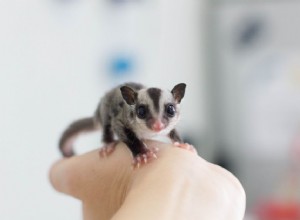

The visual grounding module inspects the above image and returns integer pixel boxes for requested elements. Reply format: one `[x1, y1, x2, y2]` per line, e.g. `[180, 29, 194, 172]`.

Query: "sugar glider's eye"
[136, 105, 147, 119]
[166, 104, 176, 117]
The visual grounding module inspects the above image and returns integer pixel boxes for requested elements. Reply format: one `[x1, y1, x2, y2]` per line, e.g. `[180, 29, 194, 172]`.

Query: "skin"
[49, 140, 246, 220]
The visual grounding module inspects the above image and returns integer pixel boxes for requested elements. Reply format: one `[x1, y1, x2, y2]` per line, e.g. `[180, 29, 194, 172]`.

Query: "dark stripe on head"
[147, 88, 161, 113]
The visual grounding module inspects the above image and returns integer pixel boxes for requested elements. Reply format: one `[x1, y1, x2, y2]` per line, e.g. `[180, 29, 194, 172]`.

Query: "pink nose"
[152, 121, 165, 132]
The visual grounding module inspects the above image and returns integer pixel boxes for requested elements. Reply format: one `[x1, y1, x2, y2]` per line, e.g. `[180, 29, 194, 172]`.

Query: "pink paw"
[132, 147, 159, 169]
[99, 142, 117, 158]
[173, 142, 197, 153]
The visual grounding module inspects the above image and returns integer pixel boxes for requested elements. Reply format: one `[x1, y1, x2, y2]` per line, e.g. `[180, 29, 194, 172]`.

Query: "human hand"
[49, 140, 246, 220]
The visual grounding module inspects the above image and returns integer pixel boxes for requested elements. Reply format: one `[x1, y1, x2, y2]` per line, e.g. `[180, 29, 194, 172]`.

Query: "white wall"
[0, 0, 206, 219]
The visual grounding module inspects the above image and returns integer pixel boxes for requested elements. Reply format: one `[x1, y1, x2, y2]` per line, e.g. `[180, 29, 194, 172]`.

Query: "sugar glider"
[59, 82, 189, 166]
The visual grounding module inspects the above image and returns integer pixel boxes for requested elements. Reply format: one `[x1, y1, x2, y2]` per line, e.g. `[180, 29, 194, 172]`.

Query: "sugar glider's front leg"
[169, 129, 196, 153]
[168, 129, 182, 143]
[123, 127, 158, 168]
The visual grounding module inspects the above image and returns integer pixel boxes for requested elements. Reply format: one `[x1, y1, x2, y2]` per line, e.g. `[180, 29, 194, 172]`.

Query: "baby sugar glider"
[59, 82, 187, 166]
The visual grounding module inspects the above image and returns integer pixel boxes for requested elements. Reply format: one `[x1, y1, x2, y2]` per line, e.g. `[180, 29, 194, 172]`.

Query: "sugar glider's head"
[120, 83, 186, 136]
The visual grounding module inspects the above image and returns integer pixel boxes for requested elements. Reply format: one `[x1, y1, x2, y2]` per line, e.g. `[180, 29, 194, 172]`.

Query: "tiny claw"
[143, 157, 148, 164]
[152, 147, 159, 152]
[136, 161, 141, 169]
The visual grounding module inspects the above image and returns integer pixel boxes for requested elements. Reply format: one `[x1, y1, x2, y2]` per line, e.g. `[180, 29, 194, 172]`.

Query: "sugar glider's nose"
[152, 120, 165, 132]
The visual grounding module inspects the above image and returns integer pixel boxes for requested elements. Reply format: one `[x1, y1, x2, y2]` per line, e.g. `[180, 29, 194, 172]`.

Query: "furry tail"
[59, 117, 98, 157]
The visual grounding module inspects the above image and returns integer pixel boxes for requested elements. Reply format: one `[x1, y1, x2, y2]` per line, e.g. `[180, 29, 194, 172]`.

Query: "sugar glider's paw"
[173, 142, 197, 153]
[99, 142, 117, 158]
[132, 147, 159, 169]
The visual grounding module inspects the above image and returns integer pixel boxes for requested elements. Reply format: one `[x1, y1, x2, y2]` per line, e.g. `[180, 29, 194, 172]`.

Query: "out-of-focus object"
[255, 201, 300, 220]
[207, 0, 300, 211]
[254, 134, 300, 220]
[109, 53, 135, 78]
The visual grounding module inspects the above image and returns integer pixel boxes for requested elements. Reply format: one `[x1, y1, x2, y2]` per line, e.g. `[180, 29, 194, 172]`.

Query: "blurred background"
[0, 0, 300, 219]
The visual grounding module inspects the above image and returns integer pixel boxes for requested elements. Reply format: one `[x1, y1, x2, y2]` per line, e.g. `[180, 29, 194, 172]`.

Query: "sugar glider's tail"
[59, 117, 99, 157]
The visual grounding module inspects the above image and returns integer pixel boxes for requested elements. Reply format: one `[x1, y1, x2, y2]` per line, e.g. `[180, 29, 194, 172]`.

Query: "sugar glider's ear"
[171, 83, 186, 104]
[120, 86, 137, 105]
